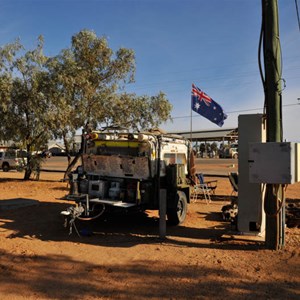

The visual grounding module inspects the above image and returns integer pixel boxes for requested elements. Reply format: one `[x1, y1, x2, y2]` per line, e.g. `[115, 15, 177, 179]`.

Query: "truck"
[61, 128, 195, 233]
[0, 149, 27, 172]
[219, 143, 238, 159]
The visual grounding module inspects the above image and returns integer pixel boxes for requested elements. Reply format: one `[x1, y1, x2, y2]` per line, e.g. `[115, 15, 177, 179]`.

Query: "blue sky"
[1, 0, 300, 141]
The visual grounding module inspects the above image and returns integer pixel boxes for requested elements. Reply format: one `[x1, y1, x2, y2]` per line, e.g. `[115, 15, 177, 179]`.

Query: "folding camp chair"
[197, 173, 218, 196]
[228, 172, 238, 196]
[191, 184, 211, 203]
[191, 173, 218, 203]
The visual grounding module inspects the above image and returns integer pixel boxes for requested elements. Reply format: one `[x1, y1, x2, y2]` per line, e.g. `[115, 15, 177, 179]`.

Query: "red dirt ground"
[0, 164, 299, 299]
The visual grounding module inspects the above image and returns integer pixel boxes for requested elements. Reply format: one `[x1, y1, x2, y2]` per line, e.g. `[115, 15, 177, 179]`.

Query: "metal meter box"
[297, 143, 300, 182]
[249, 142, 300, 184]
[238, 114, 266, 235]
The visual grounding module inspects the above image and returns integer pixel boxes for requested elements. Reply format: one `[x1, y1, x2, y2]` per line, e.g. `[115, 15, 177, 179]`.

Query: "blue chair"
[192, 173, 218, 203]
[197, 173, 218, 195]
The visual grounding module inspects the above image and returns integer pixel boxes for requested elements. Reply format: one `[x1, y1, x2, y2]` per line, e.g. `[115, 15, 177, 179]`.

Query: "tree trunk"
[64, 131, 85, 179]
[62, 132, 73, 179]
[24, 167, 32, 180]
[23, 153, 32, 180]
[64, 151, 81, 179]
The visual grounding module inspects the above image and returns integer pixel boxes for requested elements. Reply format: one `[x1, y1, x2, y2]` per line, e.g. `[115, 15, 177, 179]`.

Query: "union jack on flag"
[191, 83, 227, 127]
[192, 84, 212, 107]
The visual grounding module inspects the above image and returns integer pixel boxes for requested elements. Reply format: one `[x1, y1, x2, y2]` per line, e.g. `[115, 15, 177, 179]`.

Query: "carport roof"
[170, 128, 238, 142]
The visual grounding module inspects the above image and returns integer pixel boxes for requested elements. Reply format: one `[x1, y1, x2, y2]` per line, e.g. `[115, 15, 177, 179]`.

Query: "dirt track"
[0, 161, 299, 299]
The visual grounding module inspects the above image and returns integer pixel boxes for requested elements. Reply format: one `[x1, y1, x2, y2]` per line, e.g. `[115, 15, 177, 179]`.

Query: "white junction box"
[249, 142, 300, 184]
[238, 114, 266, 235]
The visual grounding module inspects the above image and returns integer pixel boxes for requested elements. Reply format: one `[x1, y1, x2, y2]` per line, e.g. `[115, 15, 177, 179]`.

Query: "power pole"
[261, 0, 284, 250]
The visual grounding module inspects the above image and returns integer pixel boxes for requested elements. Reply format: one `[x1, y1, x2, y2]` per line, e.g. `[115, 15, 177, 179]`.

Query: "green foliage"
[46, 29, 172, 157]
[105, 92, 172, 131]
[47, 30, 136, 129]
[0, 29, 173, 178]
[210, 142, 218, 152]
[0, 36, 52, 179]
[199, 143, 206, 152]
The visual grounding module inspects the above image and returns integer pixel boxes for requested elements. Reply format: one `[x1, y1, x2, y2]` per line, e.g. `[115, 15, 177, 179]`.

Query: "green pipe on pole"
[261, 0, 284, 250]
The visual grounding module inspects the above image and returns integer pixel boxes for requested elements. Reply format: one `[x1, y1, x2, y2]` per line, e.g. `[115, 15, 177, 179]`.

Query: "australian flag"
[191, 84, 227, 127]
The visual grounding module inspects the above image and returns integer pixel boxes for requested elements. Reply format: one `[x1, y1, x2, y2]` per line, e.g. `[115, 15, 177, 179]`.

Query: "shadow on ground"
[0, 197, 266, 251]
[0, 248, 298, 299]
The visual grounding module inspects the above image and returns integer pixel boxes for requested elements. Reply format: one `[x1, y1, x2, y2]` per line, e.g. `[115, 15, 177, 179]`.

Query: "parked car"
[219, 144, 238, 159]
[0, 149, 27, 172]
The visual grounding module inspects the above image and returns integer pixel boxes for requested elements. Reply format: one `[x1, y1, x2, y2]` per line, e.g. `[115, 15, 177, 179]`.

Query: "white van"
[0, 149, 27, 172]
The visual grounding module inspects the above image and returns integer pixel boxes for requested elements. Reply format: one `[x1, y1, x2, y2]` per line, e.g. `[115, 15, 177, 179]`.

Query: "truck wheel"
[167, 191, 187, 226]
[2, 163, 9, 172]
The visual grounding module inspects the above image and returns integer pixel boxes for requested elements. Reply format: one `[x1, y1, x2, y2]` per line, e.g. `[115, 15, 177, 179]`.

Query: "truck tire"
[167, 191, 187, 226]
[2, 163, 9, 172]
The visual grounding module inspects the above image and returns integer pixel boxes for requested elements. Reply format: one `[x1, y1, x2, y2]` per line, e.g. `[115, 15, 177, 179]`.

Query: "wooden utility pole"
[261, 0, 284, 250]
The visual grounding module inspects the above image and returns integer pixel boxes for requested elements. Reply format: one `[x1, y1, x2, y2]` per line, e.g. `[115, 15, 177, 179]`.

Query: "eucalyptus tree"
[0, 30, 173, 179]
[46, 29, 136, 174]
[105, 92, 172, 131]
[0, 40, 22, 140]
[0, 36, 52, 180]
[49, 30, 173, 176]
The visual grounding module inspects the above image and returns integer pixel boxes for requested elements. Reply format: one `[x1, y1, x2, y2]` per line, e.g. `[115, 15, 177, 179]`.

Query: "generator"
[61, 128, 194, 233]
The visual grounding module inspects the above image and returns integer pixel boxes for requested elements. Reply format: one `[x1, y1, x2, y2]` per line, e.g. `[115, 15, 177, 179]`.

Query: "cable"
[296, 0, 300, 32]
[264, 184, 285, 218]
[258, 5, 266, 96]
[171, 102, 300, 120]
[124, 62, 300, 92]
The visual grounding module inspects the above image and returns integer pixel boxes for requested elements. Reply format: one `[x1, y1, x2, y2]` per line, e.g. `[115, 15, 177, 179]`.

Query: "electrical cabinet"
[249, 142, 300, 184]
[297, 143, 300, 183]
[238, 114, 266, 235]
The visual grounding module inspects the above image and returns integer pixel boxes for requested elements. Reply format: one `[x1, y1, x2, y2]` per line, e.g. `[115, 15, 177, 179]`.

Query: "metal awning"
[170, 128, 238, 142]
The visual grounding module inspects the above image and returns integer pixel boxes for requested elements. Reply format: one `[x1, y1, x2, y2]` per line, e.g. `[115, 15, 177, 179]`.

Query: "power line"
[171, 102, 300, 120]
[127, 63, 300, 92]
[135, 54, 300, 81]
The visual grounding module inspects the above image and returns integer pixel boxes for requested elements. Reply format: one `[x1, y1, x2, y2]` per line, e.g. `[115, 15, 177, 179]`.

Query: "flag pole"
[190, 85, 193, 142]
[190, 104, 192, 141]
